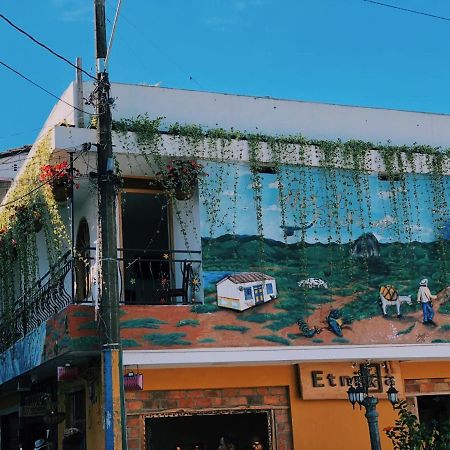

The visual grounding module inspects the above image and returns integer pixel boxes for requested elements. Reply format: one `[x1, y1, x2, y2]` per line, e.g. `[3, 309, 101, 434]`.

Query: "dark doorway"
[66, 390, 86, 450]
[19, 416, 56, 450]
[0, 413, 19, 450]
[75, 218, 90, 302]
[418, 395, 450, 431]
[121, 191, 171, 304]
[146, 411, 271, 450]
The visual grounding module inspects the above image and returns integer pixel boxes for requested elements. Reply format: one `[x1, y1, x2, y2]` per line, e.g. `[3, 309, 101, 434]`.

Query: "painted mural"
[42, 161, 450, 350]
[194, 162, 450, 346]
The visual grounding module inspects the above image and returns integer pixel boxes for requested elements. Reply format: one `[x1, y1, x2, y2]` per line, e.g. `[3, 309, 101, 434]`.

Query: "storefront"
[123, 361, 450, 450]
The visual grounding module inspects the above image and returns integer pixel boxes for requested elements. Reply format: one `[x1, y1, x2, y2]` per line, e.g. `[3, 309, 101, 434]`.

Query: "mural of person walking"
[417, 279, 437, 326]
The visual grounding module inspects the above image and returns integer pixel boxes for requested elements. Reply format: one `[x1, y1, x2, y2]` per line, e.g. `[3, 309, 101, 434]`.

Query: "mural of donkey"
[379, 285, 412, 316]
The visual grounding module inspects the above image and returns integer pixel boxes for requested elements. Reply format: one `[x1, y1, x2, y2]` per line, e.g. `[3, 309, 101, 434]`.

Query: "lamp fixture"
[346, 362, 399, 450]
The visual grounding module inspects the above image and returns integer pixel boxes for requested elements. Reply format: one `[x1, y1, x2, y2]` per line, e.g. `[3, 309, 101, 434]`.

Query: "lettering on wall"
[298, 362, 404, 400]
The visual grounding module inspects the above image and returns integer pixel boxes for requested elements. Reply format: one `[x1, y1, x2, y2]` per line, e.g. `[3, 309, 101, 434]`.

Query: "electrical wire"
[0, 13, 97, 80]
[0, 59, 99, 116]
[361, 0, 450, 22]
[0, 144, 90, 209]
[105, 0, 123, 68]
[0, 127, 43, 141]
[0, 107, 84, 146]
[109, 10, 203, 88]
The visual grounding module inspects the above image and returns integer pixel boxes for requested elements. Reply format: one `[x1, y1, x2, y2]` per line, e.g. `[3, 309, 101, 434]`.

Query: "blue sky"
[200, 164, 444, 243]
[2, 0, 450, 151]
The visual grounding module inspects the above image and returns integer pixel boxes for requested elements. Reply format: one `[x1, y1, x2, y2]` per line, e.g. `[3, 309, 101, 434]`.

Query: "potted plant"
[384, 400, 450, 449]
[14, 201, 44, 233]
[39, 161, 80, 202]
[158, 159, 207, 200]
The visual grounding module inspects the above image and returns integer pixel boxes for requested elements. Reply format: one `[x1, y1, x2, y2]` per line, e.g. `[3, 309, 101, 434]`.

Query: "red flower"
[39, 161, 80, 189]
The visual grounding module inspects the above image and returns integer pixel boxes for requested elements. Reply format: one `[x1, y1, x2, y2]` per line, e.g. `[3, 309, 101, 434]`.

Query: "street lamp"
[346, 363, 399, 450]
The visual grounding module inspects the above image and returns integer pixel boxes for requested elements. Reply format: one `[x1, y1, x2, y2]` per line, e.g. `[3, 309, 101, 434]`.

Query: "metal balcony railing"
[0, 251, 73, 353]
[0, 247, 202, 352]
[117, 248, 202, 305]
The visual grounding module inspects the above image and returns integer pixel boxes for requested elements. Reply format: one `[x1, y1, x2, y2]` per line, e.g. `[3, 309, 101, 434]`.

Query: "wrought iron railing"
[0, 251, 73, 353]
[0, 247, 202, 352]
[117, 248, 202, 305]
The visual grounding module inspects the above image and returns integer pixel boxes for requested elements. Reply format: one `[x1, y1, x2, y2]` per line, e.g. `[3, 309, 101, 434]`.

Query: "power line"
[0, 144, 90, 209]
[0, 59, 97, 116]
[361, 0, 450, 22]
[0, 127, 42, 141]
[105, 0, 123, 68]
[0, 109, 81, 143]
[0, 13, 97, 80]
[110, 10, 203, 88]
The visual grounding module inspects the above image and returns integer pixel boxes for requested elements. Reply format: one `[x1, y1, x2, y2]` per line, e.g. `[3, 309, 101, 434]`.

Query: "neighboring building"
[0, 81, 450, 450]
[0, 146, 31, 203]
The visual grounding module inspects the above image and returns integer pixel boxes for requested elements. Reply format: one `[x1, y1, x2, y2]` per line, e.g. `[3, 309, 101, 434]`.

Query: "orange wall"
[400, 361, 450, 380]
[138, 365, 397, 450]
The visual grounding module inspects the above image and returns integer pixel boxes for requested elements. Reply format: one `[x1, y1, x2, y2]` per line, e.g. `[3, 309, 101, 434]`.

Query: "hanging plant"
[157, 159, 207, 200]
[13, 199, 44, 233]
[39, 161, 80, 202]
[0, 135, 71, 317]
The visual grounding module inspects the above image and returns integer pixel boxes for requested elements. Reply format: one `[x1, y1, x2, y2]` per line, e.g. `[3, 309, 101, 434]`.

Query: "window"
[243, 287, 253, 300]
[417, 395, 450, 432]
[266, 283, 273, 295]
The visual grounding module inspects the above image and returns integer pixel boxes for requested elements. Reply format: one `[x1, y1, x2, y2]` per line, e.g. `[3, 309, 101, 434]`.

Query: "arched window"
[75, 218, 90, 302]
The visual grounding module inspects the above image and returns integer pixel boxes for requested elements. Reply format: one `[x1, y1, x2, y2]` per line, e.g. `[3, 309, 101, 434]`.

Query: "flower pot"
[51, 183, 70, 202]
[175, 186, 195, 201]
[34, 219, 43, 233]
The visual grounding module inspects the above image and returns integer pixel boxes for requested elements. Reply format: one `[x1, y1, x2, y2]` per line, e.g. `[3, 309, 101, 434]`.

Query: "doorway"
[75, 218, 90, 302]
[146, 410, 271, 450]
[0, 413, 19, 450]
[121, 190, 171, 304]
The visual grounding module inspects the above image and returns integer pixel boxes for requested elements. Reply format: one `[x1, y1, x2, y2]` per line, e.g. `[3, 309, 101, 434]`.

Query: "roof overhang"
[123, 343, 450, 368]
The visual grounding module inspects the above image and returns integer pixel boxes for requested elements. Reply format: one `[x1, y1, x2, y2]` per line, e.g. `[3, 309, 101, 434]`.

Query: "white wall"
[105, 83, 450, 147]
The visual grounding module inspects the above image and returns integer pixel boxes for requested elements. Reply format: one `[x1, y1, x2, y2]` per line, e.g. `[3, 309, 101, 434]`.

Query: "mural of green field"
[202, 234, 450, 330]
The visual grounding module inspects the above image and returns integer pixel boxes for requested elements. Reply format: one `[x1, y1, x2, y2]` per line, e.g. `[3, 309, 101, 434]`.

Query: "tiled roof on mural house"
[219, 272, 275, 284]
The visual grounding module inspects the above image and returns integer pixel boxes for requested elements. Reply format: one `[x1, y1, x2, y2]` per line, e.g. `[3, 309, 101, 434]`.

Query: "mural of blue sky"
[199, 163, 450, 244]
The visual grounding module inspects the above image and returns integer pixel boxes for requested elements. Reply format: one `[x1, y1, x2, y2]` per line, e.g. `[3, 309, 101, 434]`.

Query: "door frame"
[118, 178, 173, 303]
[144, 407, 276, 450]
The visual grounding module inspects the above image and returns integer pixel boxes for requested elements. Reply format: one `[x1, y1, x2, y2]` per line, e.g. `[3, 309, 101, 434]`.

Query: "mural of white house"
[216, 272, 277, 311]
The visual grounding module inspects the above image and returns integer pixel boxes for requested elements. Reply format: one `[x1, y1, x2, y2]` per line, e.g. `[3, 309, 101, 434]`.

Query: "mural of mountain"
[351, 233, 381, 258]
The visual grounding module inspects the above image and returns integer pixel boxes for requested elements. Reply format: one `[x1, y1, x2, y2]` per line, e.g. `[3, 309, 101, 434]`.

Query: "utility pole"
[94, 1, 126, 449]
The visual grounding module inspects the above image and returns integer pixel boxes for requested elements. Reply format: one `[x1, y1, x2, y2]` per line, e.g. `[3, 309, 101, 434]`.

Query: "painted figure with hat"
[417, 278, 437, 326]
[33, 439, 48, 450]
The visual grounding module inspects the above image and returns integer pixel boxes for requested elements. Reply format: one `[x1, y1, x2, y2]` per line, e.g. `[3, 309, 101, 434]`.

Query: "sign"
[298, 361, 404, 400]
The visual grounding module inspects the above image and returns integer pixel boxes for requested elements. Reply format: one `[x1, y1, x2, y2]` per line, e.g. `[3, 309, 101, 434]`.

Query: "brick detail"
[405, 378, 450, 394]
[125, 386, 293, 450]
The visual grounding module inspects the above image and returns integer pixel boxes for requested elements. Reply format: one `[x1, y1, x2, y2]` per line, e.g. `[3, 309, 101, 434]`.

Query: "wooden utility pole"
[94, 1, 126, 448]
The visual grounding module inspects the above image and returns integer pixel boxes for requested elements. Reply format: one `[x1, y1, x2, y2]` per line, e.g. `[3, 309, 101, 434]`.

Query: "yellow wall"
[139, 364, 397, 450]
[400, 361, 450, 380]
[57, 376, 103, 450]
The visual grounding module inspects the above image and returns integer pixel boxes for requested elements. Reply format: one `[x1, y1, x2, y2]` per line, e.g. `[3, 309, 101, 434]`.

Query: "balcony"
[0, 248, 202, 354]
[118, 248, 202, 305]
[0, 251, 73, 353]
